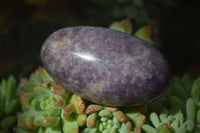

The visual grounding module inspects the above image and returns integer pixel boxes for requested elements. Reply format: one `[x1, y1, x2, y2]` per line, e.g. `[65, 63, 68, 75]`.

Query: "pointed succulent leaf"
[62, 117, 79, 133]
[159, 109, 168, 122]
[0, 75, 20, 131]
[142, 124, 156, 133]
[118, 121, 133, 133]
[134, 26, 154, 45]
[37, 67, 53, 82]
[112, 116, 121, 128]
[150, 112, 160, 128]
[99, 109, 112, 117]
[109, 19, 132, 34]
[50, 84, 67, 96]
[156, 123, 171, 133]
[113, 111, 128, 123]
[0, 79, 7, 109]
[76, 114, 87, 126]
[28, 67, 53, 84]
[5, 76, 16, 108]
[104, 106, 118, 112]
[5, 99, 20, 115]
[173, 110, 184, 125]
[174, 126, 187, 133]
[183, 120, 194, 132]
[191, 76, 200, 104]
[186, 98, 196, 121]
[70, 95, 85, 114]
[167, 115, 177, 125]
[170, 119, 179, 129]
[18, 82, 38, 95]
[85, 105, 103, 114]
[17, 111, 37, 130]
[124, 107, 146, 129]
[197, 109, 200, 123]
[63, 104, 74, 119]
[133, 114, 146, 128]
[86, 113, 97, 128]
[56, 96, 65, 107]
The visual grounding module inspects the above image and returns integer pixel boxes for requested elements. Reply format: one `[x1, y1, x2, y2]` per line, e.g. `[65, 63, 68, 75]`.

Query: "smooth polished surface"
[41, 26, 170, 106]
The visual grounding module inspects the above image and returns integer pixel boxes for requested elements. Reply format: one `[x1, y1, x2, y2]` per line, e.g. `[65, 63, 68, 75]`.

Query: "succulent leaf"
[142, 124, 157, 133]
[86, 113, 97, 128]
[62, 117, 79, 133]
[0, 75, 20, 132]
[142, 108, 194, 133]
[134, 26, 154, 45]
[191, 76, 200, 104]
[186, 98, 196, 121]
[109, 19, 132, 34]
[113, 111, 128, 123]
[85, 105, 103, 114]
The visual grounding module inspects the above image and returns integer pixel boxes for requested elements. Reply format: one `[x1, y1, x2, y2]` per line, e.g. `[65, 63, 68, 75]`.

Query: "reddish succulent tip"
[63, 104, 74, 119]
[86, 113, 97, 128]
[104, 106, 118, 112]
[85, 105, 103, 114]
[126, 121, 133, 131]
[50, 84, 66, 96]
[76, 96, 85, 114]
[25, 117, 34, 129]
[42, 116, 59, 127]
[113, 111, 128, 123]
[57, 96, 64, 107]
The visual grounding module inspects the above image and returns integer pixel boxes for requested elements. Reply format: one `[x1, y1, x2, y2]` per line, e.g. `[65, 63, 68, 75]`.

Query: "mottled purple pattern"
[41, 26, 170, 106]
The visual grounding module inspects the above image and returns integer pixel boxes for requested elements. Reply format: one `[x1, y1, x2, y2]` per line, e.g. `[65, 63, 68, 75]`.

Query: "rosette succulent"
[142, 109, 194, 133]
[0, 75, 20, 133]
[82, 105, 146, 133]
[15, 67, 87, 133]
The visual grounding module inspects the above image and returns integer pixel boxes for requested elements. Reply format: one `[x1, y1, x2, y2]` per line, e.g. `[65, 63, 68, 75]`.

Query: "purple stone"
[40, 26, 170, 107]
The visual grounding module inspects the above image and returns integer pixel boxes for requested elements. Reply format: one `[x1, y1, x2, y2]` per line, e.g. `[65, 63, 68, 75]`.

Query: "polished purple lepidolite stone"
[40, 26, 170, 106]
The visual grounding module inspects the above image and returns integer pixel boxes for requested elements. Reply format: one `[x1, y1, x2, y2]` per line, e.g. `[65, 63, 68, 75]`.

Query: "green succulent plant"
[14, 67, 87, 133]
[166, 74, 194, 113]
[109, 19, 133, 35]
[145, 74, 200, 133]
[109, 19, 154, 45]
[82, 105, 145, 133]
[185, 76, 200, 132]
[0, 75, 20, 133]
[15, 67, 200, 133]
[142, 109, 194, 133]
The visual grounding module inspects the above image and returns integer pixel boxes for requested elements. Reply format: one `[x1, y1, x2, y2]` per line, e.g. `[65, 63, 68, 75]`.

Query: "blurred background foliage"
[0, 0, 200, 79]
